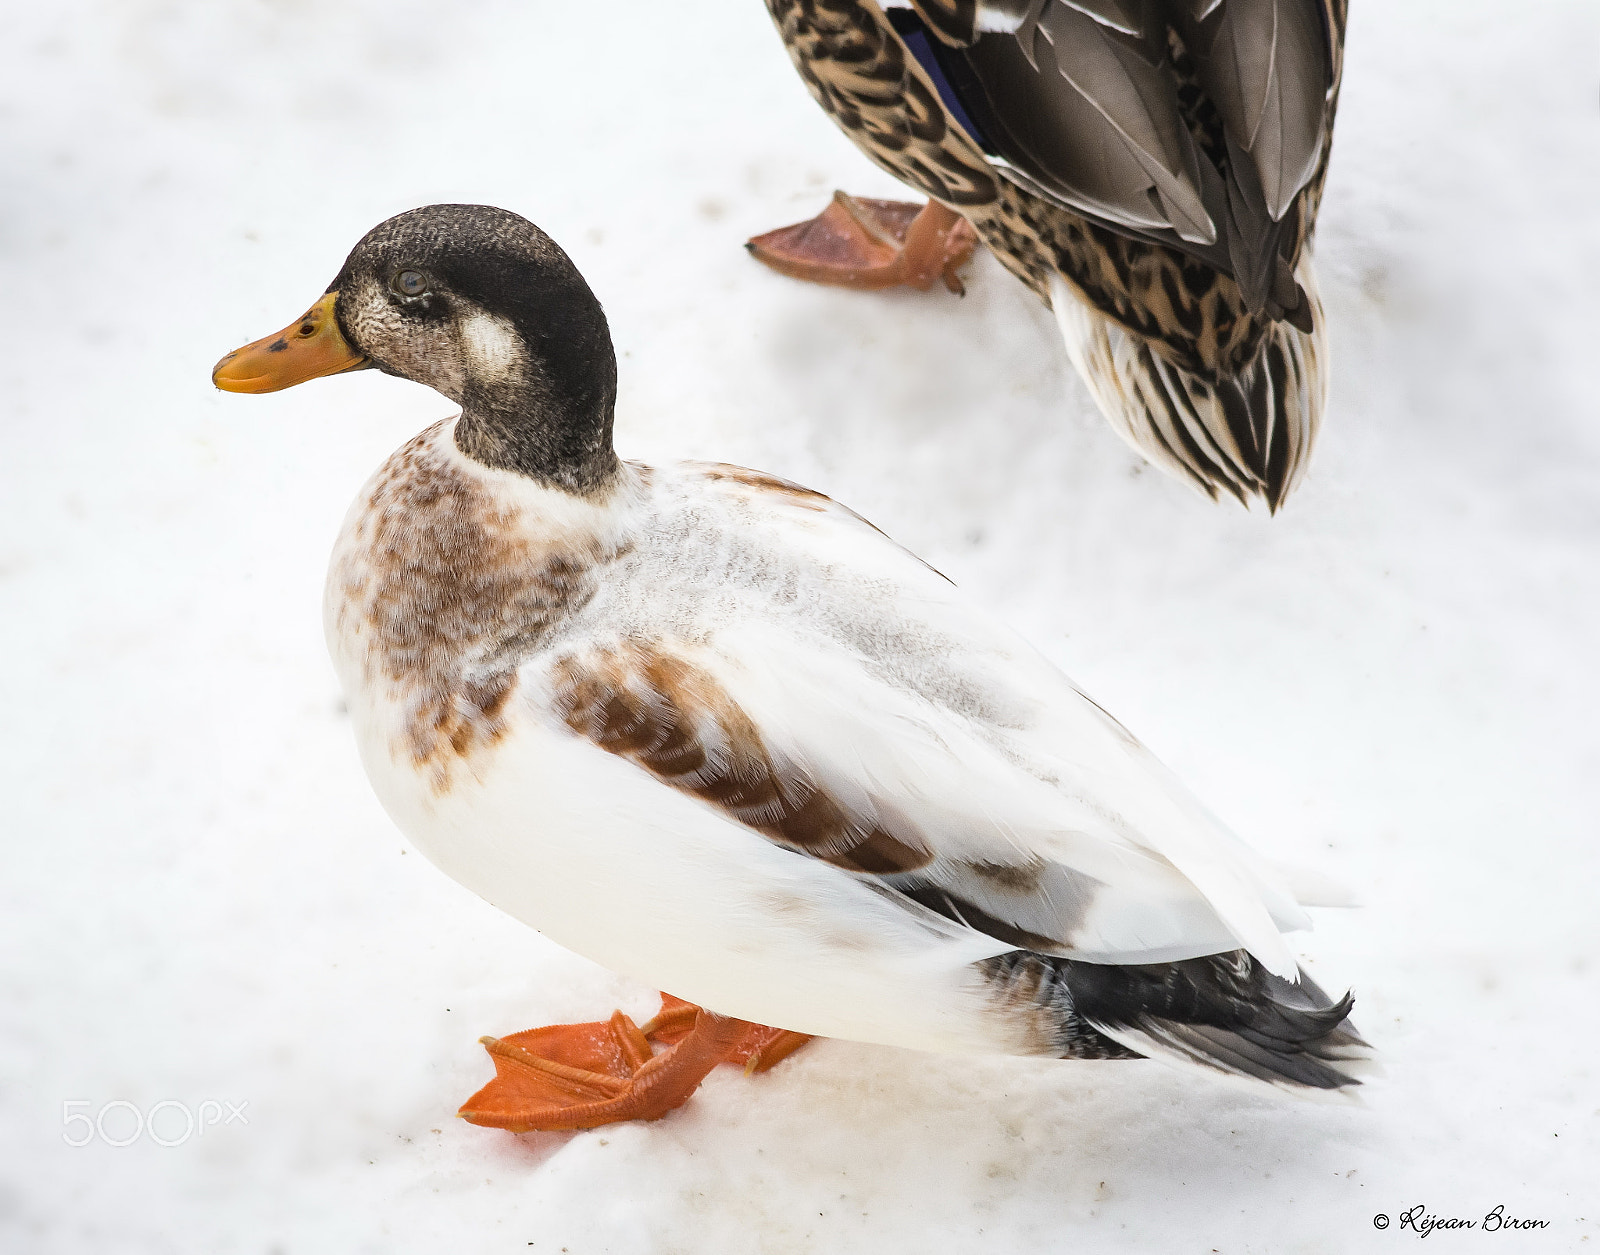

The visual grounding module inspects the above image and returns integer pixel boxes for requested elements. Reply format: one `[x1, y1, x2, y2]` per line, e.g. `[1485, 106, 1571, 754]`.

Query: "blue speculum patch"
[884, 9, 989, 148]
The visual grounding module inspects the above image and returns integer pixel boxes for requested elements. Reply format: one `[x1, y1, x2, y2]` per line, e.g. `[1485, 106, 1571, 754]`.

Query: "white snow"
[2, 1, 1597, 1250]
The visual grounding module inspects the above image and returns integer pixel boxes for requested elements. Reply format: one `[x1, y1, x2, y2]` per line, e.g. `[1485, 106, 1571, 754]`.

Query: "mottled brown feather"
[695, 464, 832, 511]
[909, 0, 978, 47]
[329, 423, 611, 793]
[552, 643, 933, 875]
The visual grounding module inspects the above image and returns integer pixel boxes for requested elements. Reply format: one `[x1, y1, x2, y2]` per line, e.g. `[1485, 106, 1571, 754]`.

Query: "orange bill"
[212, 292, 368, 394]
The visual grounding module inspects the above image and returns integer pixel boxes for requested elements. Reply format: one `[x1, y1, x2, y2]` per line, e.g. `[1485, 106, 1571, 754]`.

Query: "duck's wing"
[538, 469, 1310, 979]
[898, 0, 1339, 317]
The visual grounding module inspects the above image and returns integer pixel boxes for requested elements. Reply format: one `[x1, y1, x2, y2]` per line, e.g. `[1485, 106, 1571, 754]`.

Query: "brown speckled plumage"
[761, 0, 1348, 508]
[328, 421, 610, 793]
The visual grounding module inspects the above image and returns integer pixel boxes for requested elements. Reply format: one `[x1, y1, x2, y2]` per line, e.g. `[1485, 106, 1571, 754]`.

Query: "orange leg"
[746, 192, 979, 295]
[640, 994, 813, 1075]
[458, 994, 814, 1133]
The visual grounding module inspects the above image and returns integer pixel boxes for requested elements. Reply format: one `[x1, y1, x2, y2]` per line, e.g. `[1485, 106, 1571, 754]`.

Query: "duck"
[212, 204, 1364, 1133]
[749, 0, 1347, 511]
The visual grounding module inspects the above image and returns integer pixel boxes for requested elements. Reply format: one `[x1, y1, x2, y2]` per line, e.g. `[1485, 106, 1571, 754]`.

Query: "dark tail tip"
[1061, 952, 1369, 1091]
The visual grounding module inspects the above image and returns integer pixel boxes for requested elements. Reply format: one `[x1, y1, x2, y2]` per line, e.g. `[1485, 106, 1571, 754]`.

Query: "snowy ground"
[3, 2, 1598, 1251]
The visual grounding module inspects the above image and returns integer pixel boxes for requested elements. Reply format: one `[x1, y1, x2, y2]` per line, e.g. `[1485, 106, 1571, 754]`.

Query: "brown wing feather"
[552, 643, 934, 875]
[767, 1, 1273, 368]
[927, 1, 1335, 317]
[1178, 0, 1332, 220]
[909, 0, 979, 45]
[550, 640, 1121, 948]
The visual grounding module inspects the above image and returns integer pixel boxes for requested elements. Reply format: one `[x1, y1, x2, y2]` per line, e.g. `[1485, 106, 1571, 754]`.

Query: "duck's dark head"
[213, 204, 619, 493]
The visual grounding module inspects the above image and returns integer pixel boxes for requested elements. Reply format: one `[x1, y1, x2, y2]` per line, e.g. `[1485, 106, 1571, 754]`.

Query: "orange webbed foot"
[733, 1025, 815, 1075]
[747, 193, 979, 295]
[458, 995, 814, 1133]
[640, 994, 813, 1075]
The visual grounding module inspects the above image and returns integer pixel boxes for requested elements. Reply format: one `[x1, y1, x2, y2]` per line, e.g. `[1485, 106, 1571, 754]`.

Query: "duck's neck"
[451, 295, 621, 495]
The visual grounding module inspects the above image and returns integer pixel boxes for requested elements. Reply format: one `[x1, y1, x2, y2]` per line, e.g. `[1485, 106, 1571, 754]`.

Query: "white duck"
[213, 204, 1363, 1132]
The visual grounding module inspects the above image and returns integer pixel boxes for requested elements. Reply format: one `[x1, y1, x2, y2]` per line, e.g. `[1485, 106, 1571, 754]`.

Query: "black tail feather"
[981, 949, 1367, 1091]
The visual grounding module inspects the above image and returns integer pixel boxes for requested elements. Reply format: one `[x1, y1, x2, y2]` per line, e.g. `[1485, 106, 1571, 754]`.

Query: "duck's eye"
[391, 270, 429, 298]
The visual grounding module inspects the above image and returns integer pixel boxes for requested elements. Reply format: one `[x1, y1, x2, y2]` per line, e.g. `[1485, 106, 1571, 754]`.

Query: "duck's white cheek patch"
[460, 310, 528, 386]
